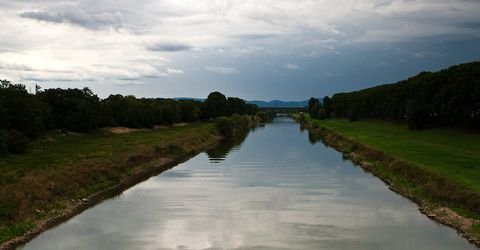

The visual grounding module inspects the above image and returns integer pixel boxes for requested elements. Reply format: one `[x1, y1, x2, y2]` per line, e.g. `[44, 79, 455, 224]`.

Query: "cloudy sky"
[1, 0, 479, 100]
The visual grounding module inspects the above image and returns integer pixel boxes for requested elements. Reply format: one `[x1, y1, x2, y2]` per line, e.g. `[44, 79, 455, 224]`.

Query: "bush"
[6, 130, 29, 154]
[231, 114, 250, 133]
[298, 113, 307, 123]
[215, 117, 234, 138]
[256, 111, 275, 123]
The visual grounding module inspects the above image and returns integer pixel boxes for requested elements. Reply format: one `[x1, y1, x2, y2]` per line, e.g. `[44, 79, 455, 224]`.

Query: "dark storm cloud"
[19, 6, 123, 30]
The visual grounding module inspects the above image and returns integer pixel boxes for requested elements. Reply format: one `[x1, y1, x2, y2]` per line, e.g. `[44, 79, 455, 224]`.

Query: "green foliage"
[245, 103, 259, 115]
[317, 108, 326, 120]
[202, 92, 231, 119]
[406, 99, 428, 130]
[0, 80, 253, 156]
[307, 97, 321, 118]
[102, 95, 186, 128]
[201, 92, 257, 119]
[228, 97, 247, 115]
[0, 81, 49, 138]
[215, 114, 252, 138]
[298, 113, 306, 123]
[215, 117, 235, 138]
[6, 130, 28, 154]
[329, 62, 480, 129]
[231, 114, 251, 132]
[179, 100, 201, 122]
[255, 111, 275, 123]
[347, 107, 358, 122]
[322, 96, 333, 118]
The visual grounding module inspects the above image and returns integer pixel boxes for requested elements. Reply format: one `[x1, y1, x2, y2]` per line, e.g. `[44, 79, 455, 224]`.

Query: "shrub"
[231, 114, 250, 133]
[215, 117, 234, 138]
[256, 111, 268, 123]
[298, 113, 306, 123]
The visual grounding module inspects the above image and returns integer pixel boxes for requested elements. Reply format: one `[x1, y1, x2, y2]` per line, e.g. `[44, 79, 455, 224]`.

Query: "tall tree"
[202, 91, 231, 119]
[308, 97, 321, 118]
[323, 96, 333, 118]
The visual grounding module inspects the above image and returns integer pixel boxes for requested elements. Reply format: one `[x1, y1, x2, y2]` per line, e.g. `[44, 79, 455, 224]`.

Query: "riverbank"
[294, 115, 480, 247]
[0, 123, 222, 249]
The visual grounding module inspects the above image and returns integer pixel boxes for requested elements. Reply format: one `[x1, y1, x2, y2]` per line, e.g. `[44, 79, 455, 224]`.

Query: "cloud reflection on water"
[23, 118, 476, 250]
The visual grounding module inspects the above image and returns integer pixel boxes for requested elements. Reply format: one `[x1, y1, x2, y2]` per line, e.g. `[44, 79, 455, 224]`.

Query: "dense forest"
[0, 80, 259, 155]
[308, 61, 480, 129]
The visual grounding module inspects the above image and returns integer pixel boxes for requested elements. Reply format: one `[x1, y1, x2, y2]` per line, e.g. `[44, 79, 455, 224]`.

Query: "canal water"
[23, 117, 476, 249]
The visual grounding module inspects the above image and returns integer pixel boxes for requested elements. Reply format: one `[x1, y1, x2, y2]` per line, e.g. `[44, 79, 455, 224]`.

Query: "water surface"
[24, 117, 476, 250]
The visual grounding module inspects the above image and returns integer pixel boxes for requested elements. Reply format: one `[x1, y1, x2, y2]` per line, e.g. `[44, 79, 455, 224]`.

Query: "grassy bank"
[0, 123, 220, 248]
[309, 118, 480, 192]
[296, 115, 480, 246]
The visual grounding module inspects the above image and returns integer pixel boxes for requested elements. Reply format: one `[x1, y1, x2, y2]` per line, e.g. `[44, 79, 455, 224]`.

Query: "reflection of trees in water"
[206, 131, 249, 163]
[308, 130, 317, 145]
[299, 124, 305, 133]
[307, 130, 330, 148]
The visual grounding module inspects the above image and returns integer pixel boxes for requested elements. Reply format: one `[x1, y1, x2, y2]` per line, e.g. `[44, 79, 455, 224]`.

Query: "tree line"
[0, 81, 258, 155]
[307, 61, 480, 130]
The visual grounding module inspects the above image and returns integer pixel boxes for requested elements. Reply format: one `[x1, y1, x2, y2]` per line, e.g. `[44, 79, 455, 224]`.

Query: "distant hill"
[174, 97, 311, 108]
[247, 100, 309, 108]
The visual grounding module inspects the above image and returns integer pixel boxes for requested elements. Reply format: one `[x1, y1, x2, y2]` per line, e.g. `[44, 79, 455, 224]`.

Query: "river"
[22, 117, 476, 249]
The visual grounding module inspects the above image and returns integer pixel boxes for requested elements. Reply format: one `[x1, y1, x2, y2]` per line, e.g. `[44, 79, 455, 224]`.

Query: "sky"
[0, 0, 480, 100]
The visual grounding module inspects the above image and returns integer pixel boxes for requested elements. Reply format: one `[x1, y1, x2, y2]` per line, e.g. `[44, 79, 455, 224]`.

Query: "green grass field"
[309, 118, 480, 193]
[0, 123, 215, 185]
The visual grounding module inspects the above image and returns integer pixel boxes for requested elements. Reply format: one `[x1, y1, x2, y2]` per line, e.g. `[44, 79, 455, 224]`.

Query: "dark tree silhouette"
[202, 91, 231, 119]
[326, 62, 480, 129]
[308, 97, 321, 118]
[322, 96, 333, 118]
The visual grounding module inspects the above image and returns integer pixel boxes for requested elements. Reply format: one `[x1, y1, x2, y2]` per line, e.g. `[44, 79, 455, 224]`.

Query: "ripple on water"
[22, 117, 477, 250]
